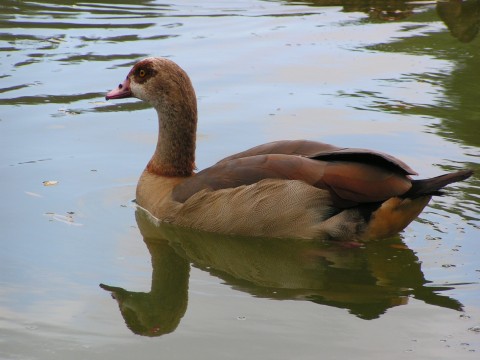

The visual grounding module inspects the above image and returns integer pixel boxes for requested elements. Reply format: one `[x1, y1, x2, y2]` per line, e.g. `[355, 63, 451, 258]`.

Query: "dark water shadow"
[437, 0, 480, 43]
[284, 0, 418, 21]
[100, 208, 463, 337]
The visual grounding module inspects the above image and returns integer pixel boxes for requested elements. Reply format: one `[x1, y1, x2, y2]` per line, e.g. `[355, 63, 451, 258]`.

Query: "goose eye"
[139, 69, 146, 77]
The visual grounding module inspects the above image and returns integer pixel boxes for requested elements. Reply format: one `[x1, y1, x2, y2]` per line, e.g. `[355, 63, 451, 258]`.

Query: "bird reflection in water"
[100, 209, 462, 337]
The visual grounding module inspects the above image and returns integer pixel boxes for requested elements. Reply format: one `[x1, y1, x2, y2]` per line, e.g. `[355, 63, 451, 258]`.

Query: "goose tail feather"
[403, 169, 473, 198]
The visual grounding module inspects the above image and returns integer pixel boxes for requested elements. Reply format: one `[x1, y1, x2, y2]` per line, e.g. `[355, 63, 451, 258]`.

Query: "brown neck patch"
[146, 158, 195, 178]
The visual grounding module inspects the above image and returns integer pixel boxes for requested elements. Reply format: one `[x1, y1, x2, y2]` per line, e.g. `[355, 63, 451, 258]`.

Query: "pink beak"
[105, 78, 132, 100]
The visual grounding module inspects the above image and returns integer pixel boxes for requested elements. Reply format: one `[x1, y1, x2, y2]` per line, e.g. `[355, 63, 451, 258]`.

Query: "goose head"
[105, 57, 197, 114]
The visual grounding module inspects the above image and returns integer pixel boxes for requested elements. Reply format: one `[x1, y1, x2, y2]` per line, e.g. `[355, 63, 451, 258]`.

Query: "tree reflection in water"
[287, 0, 480, 42]
[101, 209, 463, 337]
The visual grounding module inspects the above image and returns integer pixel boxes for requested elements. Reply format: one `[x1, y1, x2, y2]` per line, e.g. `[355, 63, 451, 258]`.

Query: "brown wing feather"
[319, 161, 412, 207]
[217, 140, 339, 163]
[217, 140, 417, 175]
[172, 154, 412, 208]
[173, 154, 320, 203]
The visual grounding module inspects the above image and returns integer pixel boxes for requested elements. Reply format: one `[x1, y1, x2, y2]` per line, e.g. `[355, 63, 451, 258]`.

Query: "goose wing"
[172, 153, 412, 208]
[218, 140, 417, 176]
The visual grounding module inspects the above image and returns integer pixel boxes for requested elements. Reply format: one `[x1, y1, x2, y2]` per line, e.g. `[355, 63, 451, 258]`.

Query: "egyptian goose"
[106, 57, 472, 241]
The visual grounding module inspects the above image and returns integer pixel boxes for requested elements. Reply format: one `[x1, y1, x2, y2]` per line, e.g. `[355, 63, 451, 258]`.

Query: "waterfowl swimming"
[106, 57, 473, 241]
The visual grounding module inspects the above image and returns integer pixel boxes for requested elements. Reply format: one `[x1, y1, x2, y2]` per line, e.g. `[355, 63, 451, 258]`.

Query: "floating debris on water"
[57, 107, 80, 115]
[468, 326, 480, 333]
[44, 212, 82, 226]
[43, 180, 58, 186]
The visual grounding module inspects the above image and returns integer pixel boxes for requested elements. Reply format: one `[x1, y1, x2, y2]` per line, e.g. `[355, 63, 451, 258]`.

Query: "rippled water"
[1, 1, 480, 359]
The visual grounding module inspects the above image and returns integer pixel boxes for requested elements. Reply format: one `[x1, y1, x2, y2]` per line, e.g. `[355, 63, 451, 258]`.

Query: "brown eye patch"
[131, 61, 157, 84]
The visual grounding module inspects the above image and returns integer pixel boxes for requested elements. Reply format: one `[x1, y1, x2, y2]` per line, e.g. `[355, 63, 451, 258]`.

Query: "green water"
[1, 1, 479, 359]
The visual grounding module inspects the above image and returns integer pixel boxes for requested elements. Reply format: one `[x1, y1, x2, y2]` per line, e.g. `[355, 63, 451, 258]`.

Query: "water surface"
[1, 1, 480, 359]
